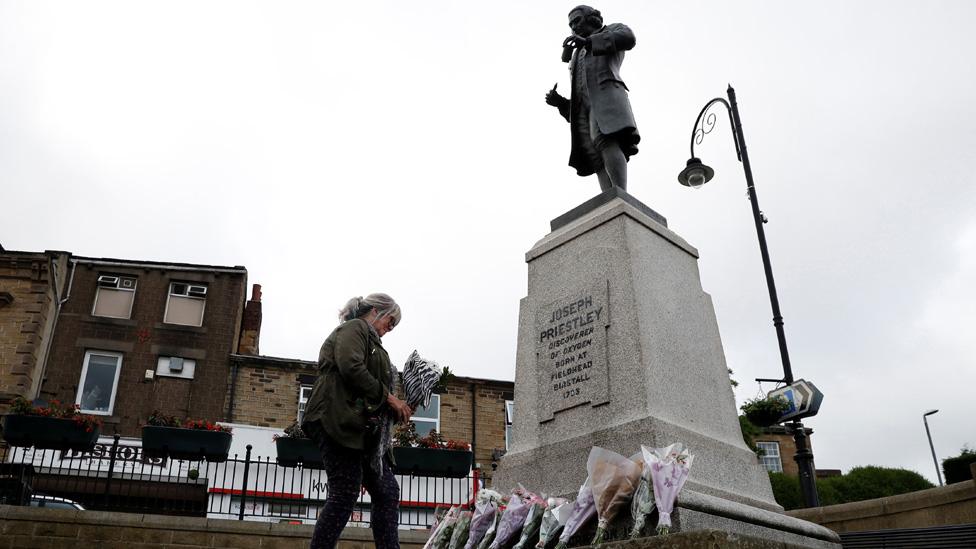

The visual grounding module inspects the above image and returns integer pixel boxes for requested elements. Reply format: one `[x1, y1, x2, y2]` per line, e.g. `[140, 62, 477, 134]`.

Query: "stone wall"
[0, 250, 68, 412]
[787, 464, 976, 532]
[0, 505, 429, 548]
[226, 355, 317, 428]
[436, 376, 513, 483]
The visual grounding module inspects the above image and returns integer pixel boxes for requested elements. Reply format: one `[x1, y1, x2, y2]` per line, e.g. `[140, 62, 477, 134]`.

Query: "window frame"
[163, 281, 208, 327]
[298, 384, 313, 423]
[76, 350, 123, 416]
[756, 441, 783, 473]
[410, 394, 441, 436]
[91, 274, 138, 319]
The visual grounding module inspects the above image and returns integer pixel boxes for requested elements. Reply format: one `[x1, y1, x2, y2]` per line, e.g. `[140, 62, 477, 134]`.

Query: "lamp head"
[924, 409, 939, 417]
[678, 157, 714, 189]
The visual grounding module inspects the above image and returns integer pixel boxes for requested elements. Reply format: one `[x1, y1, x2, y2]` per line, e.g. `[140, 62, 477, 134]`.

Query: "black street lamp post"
[923, 409, 944, 486]
[678, 85, 820, 508]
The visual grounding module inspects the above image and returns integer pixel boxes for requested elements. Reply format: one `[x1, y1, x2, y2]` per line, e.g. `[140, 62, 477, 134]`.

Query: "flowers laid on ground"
[465, 489, 503, 549]
[740, 395, 792, 427]
[144, 410, 232, 432]
[554, 478, 596, 549]
[423, 441, 695, 549]
[9, 397, 101, 433]
[643, 443, 695, 536]
[587, 447, 643, 547]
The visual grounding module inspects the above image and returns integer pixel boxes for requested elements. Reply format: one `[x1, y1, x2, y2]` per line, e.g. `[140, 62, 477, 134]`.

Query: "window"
[505, 400, 514, 450]
[92, 275, 137, 319]
[156, 356, 196, 379]
[76, 351, 123, 415]
[410, 394, 440, 437]
[757, 441, 783, 473]
[298, 385, 313, 423]
[164, 282, 207, 326]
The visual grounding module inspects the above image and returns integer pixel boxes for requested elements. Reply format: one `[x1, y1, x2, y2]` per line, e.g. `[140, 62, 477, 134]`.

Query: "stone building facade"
[0, 249, 70, 413]
[39, 256, 249, 436]
[755, 424, 816, 477]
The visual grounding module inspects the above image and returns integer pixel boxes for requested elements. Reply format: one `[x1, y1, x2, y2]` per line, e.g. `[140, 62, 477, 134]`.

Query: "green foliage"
[740, 396, 791, 427]
[738, 415, 761, 454]
[768, 466, 934, 511]
[728, 368, 739, 388]
[942, 445, 976, 484]
[768, 472, 802, 510]
[273, 421, 308, 441]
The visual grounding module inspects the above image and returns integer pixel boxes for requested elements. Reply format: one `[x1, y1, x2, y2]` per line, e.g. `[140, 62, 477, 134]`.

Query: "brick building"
[0, 248, 70, 413]
[754, 425, 816, 477]
[38, 255, 249, 436]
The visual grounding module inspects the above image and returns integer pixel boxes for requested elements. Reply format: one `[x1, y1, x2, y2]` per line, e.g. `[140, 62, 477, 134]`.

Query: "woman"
[302, 293, 413, 549]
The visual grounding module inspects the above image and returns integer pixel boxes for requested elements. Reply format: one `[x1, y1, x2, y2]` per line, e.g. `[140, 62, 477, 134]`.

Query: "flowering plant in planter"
[142, 410, 233, 462]
[391, 425, 472, 478]
[740, 396, 791, 427]
[2, 397, 102, 450]
[273, 421, 323, 468]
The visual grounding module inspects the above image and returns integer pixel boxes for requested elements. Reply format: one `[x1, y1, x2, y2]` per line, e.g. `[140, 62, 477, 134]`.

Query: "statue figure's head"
[568, 5, 603, 38]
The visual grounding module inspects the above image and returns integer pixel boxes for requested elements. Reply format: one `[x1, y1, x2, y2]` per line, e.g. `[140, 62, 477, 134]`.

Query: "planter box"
[1, 415, 100, 451]
[142, 426, 232, 462]
[392, 447, 472, 478]
[275, 437, 324, 469]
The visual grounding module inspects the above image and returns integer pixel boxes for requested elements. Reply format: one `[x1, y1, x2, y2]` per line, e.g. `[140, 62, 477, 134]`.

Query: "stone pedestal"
[493, 191, 839, 548]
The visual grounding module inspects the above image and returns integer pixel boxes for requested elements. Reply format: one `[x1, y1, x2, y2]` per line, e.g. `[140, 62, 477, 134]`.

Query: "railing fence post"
[103, 434, 121, 508]
[238, 444, 253, 520]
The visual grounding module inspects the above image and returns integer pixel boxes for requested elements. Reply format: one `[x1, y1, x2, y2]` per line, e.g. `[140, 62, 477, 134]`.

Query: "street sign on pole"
[768, 379, 823, 422]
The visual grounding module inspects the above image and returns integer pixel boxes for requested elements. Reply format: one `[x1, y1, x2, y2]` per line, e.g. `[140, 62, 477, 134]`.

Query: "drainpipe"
[470, 382, 477, 466]
[35, 255, 76, 400]
[227, 360, 239, 422]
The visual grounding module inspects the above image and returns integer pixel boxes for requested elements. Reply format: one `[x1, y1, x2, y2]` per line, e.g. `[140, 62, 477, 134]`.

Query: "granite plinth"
[550, 187, 667, 231]
[494, 195, 839, 548]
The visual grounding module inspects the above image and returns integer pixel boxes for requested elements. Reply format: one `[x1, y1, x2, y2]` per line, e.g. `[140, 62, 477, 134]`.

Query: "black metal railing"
[0, 437, 479, 528]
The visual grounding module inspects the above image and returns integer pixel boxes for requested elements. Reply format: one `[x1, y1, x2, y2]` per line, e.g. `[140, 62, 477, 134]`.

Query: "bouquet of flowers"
[641, 443, 695, 536]
[448, 511, 473, 549]
[489, 486, 543, 549]
[466, 489, 503, 549]
[587, 447, 643, 546]
[554, 478, 596, 549]
[402, 350, 444, 410]
[628, 453, 655, 539]
[476, 511, 501, 549]
[512, 497, 548, 549]
[535, 498, 570, 549]
[426, 506, 461, 549]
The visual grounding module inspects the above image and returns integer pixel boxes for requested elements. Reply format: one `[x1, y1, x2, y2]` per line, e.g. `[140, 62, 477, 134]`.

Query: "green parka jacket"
[300, 318, 392, 450]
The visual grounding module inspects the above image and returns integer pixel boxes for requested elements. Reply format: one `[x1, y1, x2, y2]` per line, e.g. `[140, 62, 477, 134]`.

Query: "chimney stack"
[238, 283, 262, 355]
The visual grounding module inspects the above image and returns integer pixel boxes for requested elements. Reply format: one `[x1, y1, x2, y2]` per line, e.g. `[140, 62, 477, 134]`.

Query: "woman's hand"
[386, 393, 413, 424]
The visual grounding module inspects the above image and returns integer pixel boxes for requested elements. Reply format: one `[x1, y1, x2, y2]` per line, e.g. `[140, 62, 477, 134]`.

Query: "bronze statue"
[546, 5, 640, 191]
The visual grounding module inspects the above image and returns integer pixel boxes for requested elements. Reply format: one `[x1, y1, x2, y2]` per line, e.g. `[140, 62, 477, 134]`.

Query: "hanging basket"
[1, 415, 100, 451]
[275, 437, 324, 469]
[141, 426, 232, 462]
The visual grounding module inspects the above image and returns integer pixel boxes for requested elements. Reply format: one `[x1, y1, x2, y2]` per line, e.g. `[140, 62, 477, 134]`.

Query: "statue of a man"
[545, 5, 640, 191]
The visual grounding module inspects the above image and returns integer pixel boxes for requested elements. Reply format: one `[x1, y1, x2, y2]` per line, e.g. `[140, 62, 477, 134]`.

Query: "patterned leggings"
[310, 434, 401, 549]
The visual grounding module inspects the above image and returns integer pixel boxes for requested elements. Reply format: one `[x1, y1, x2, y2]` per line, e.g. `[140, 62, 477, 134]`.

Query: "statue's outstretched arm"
[589, 23, 636, 56]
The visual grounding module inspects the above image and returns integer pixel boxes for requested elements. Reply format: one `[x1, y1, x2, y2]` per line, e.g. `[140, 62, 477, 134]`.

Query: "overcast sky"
[2, 1, 974, 486]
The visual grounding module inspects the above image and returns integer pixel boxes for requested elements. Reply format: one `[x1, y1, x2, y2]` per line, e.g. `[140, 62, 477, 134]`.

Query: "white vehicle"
[30, 495, 86, 510]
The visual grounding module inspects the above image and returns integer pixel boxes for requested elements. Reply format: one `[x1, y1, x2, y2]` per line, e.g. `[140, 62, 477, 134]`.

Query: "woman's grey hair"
[339, 293, 402, 325]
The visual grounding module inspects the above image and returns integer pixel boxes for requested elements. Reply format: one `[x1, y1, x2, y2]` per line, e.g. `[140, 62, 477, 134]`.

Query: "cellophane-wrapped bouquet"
[587, 447, 643, 546]
[426, 506, 462, 549]
[642, 443, 695, 536]
[629, 452, 656, 539]
[489, 486, 543, 549]
[448, 510, 473, 549]
[476, 510, 502, 549]
[512, 494, 548, 549]
[554, 478, 596, 549]
[402, 350, 443, 410]
[466, 489, 503, 549]
[535, 498, 570, 549]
